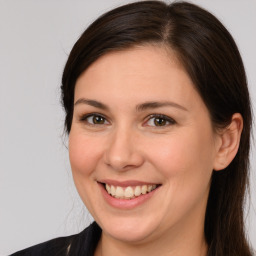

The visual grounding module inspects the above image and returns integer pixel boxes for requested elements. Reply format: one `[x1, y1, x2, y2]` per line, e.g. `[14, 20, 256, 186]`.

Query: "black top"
[10, 222, 102, 256]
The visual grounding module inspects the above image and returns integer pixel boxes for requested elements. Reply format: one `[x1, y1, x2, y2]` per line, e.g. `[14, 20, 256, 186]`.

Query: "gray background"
[0, 0, 255, 255]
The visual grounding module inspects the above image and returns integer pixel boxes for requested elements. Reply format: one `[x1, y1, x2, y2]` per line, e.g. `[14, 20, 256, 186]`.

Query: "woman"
[11, 1, 253, 255]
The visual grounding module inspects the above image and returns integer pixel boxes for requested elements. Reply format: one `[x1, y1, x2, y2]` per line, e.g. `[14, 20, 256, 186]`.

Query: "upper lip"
[98, 179, 160, 187]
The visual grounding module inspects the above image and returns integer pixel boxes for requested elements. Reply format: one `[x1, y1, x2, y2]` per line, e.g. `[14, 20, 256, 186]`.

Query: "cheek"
[150, 130, 214, 219]
[147, 129, 215, 186]
[69, 131, 101, 180]
[68, 131, 104, 212]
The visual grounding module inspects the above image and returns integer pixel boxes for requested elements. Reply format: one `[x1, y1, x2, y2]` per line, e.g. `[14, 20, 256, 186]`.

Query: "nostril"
[103, 139, 144, 171]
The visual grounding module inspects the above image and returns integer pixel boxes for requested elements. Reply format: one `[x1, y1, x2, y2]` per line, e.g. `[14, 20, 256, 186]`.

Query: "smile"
[105, 184, 158, 199]
[98, 180, 161, 209]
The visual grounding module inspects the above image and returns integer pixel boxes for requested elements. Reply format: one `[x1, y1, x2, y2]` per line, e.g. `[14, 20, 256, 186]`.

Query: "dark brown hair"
[61, 1, 253, 255]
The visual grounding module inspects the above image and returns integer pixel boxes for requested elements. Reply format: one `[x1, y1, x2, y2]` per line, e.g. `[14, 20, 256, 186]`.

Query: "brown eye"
[92, 115, 105, 124]
[154, 117, 167, 126]
[81, 114, 109, 125]
[145, 114, 176, 127]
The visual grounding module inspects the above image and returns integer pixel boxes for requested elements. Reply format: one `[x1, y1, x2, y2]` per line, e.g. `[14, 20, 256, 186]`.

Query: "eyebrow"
[74, 98, 109, 110]
[136, 101, 188, 112]
[74, 98, 188, 112]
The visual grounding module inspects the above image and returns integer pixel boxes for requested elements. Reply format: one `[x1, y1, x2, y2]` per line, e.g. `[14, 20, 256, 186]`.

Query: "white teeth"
[110, 185, 116, 196]
[105, 184, 158, 199]
[124, 186, 134, 198]
[134, 186, 141, 196]
[115, 186, 124, 198]
[141, 185, 147, 194]
[147, 185, 153, 192]
[106, 184, 111, 194]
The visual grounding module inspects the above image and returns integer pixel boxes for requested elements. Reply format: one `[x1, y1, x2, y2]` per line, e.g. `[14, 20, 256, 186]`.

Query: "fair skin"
[69, 45, 243, 256]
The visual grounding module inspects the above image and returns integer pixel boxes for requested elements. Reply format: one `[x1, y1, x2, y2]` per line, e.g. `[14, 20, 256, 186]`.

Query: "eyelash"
[79, 113, 176, 127]
[79, 113, 109, 126]
[144, 114, 176, 127]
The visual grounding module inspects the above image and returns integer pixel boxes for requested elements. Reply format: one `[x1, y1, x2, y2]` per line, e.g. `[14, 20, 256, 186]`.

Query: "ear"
[213, 113, 243, 171]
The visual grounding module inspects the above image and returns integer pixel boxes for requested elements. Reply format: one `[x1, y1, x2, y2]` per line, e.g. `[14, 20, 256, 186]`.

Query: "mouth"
[100, 182, 161, 200]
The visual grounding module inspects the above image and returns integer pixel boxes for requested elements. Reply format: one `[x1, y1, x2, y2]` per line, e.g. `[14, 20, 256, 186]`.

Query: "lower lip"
[98, 183, 160, 210]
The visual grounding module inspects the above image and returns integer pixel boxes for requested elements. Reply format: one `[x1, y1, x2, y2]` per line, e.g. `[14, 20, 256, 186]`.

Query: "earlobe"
[213, 113, 243, 171]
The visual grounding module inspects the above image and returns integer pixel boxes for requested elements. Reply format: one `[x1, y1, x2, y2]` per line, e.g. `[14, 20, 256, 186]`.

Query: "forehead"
[74, 45, 202, 111]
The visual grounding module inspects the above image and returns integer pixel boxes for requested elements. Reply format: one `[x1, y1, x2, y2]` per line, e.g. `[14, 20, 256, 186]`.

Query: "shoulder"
[10, 222, 101, 256]
[9, 235, 74, 256]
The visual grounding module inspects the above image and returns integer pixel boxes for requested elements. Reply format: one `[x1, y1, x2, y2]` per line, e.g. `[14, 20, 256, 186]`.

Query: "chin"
[97, 215, 160, 244]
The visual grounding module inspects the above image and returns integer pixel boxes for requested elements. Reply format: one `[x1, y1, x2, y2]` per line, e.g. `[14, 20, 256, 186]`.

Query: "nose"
[104, 127, 144, 171]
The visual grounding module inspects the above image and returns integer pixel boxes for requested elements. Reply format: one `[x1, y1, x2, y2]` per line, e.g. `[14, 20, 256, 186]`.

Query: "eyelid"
[78, 112, 175, 127]
[143, 114, 176, 127]
[79, 112, 110, 125]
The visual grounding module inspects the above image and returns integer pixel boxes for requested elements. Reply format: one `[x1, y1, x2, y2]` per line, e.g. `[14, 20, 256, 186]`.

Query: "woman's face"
[69, 46, 221, 244]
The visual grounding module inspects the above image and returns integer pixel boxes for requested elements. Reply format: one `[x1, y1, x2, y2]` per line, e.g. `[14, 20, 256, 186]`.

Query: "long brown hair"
[61, 1, 253, 255]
